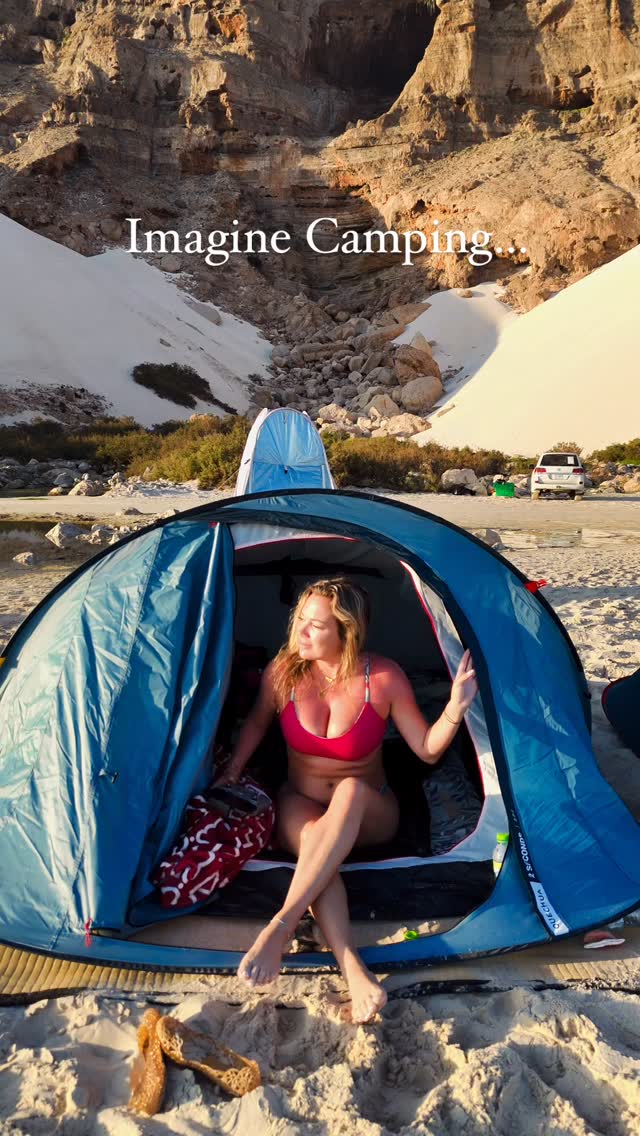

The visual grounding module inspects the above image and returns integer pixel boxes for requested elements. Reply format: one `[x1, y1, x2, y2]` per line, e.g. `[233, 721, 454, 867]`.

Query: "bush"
[548, 441, 583, 455]
[131, 362, 228, 410]
[323, 435, 511, 491]
[0, 417, 161, 467]
[587, 438, 640, 466]
[128, 415, 251, 488]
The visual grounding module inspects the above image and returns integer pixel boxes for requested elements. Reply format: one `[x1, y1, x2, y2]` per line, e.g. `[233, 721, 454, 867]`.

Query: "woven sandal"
[129, 1008, 167, 1116]
[156, 1015, 261, 1097]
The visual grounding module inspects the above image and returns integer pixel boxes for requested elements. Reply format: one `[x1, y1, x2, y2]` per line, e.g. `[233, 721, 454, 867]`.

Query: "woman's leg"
[310, 874, 389, 1023]
[238, 779, 398, 1007]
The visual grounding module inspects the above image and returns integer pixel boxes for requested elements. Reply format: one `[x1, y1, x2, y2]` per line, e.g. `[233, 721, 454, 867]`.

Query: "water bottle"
[492, 832, 509, 877]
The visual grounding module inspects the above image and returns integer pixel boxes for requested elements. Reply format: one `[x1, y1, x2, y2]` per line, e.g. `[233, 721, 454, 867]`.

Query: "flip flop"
[129, 1008, 167, 1116]
[583, 928, 626, 950]
[156, 1015, 261, 1097]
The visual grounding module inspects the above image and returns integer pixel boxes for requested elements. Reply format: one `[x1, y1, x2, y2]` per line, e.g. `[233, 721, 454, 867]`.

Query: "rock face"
[0, 1, 639, 426]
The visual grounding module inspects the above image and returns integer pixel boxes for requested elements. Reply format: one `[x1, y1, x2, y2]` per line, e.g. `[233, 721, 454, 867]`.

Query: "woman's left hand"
[448, 650, 478, 720]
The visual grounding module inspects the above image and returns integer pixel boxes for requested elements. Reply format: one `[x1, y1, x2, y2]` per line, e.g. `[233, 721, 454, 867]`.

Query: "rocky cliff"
[0, 1, 639, 371]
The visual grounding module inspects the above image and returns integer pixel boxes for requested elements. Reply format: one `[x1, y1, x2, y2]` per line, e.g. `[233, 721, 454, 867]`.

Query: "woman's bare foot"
[342, 953, 387, 1023]
[238, 916, 291, 987]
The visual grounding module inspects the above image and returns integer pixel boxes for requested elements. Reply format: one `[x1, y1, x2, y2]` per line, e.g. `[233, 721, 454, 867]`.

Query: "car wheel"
[569, 491, 576, 500]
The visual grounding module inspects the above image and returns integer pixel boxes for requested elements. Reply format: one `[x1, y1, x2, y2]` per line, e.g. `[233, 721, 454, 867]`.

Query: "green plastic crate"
[494, 482, 515, 498]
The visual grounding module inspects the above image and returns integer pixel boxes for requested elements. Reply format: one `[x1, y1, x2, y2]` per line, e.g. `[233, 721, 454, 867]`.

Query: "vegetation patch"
[1, 414, 639, 490]
[131, 362, 236, 412]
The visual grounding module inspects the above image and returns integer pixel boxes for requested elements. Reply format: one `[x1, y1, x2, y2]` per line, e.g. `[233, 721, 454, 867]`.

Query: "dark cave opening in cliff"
[306, 0, 439, 120]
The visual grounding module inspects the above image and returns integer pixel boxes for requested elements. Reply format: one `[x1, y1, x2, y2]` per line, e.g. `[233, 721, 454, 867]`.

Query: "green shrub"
[128, 415, 251, 488]
[587, 439, 640, 465]
[131, 362, 225, 410]
[0, 417, 160, 466]
[323, 435, 511, 491]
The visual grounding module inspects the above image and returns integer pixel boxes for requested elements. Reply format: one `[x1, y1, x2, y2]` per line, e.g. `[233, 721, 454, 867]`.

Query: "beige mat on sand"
[1, 929, 638, 1005]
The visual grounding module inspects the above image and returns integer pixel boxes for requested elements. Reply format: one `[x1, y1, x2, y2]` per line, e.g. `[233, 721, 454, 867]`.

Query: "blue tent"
[235, 408, 335, 495]
[1, 436, 639, 973]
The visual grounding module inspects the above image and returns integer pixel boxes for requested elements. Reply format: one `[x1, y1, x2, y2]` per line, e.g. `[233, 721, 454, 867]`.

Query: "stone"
[53, 472, 76, 487]
[458, 289, 474, 298]
[387, 302, 432, 324]
[410, 332, 433, 357]
[48, 486, 67, 496]
[385, 412, 427, 437]
[349, 355, 366, 373]
[159, 254, 183, 272]
[399, 375, 443, 414]
[100, 218, 123, 241]
[393, 344, 442, 383]
[440, 469, 481, 494]
[362, 352, 384, 375]
[13, 551, 37, 566]
[45, 522, 86, 549]
[68, 479, 105, 497]
[84, 525, 115, 545]
[365, 366, 394, 386]
[317, 402, 356, 425]
[365, 393, 401, 417]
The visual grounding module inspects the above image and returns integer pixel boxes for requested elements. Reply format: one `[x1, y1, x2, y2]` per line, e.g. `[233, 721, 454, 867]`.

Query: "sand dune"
[403, 247, 640, 454]
[0, 216, 270, 427]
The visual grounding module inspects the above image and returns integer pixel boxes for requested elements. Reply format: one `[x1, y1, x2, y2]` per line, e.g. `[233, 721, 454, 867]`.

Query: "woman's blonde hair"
[272, 577, 370, 706]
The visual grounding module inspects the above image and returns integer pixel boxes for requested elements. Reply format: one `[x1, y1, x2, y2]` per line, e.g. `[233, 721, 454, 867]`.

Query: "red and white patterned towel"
[154, 779, 275, 909]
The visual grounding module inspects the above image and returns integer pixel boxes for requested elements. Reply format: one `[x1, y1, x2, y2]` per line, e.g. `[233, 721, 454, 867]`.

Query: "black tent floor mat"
[201, 860, 495, 921]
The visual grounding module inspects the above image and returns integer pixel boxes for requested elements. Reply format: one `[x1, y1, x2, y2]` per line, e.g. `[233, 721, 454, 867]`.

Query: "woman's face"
[295, 593, 342, 662]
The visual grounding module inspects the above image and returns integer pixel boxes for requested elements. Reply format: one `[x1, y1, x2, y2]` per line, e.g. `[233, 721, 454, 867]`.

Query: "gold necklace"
[315, 667, 339, 698]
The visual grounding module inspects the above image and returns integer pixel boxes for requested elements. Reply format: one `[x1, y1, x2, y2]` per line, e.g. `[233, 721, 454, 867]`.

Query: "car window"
[540, 454, 578, 466]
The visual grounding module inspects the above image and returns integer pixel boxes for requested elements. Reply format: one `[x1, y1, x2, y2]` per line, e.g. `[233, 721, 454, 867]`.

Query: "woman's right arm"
[213, 662, 278, 785]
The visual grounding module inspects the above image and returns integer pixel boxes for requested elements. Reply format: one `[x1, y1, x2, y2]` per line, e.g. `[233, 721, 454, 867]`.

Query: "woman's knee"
[331, 776, 371, 810]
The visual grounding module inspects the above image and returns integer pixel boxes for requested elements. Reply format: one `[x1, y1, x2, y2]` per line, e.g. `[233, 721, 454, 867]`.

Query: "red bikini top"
[279, 655, 387, 762]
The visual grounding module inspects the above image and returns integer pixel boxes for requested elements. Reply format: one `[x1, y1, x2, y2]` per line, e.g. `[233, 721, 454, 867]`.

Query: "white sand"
[1, 508, 639, 1133]
[2, 489, 640, 533]
[406, 246, 640, 455]
[0, 216, 271, 426]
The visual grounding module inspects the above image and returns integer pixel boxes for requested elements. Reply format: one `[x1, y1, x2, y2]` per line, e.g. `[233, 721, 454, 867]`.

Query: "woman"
[216, 576, 478, 1022]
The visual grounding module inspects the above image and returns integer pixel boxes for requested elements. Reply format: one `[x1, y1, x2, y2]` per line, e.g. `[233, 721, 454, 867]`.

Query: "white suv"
[532, 452, 586, 499]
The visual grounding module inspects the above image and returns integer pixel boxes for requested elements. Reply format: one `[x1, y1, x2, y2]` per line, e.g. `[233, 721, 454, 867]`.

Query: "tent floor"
[194, 860, 495, 921]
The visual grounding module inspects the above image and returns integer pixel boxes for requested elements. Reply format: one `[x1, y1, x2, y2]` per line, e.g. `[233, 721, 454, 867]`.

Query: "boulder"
[399, 375, 443, 414]
[365, 394, 401, 417]
[476, 528, 503, 549]
[387, 301, 432, 324]
[361, 352, 384, 375]
[410, 332, 434, 357]
[159, 254, 183, 272]
[354, 325, 406, 353]
[84, 525, 115, 545]
[68, 479, 106, 497]
[48, 486, 67, 496]
[100, 218, 123, 241]
[365, 366, 394, 386]
[440, 468, 481, 494]
[385, 413, 427, 438]
[13, 551, 38, 566]
[393, 344, 442, 383]
[317, 402, 356, 425]
[53, 471, 76, 487]
[45, 522, 86, 549]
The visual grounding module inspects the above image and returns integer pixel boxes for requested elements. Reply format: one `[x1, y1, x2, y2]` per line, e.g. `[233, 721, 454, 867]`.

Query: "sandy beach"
[1, 493, 639, 1134]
